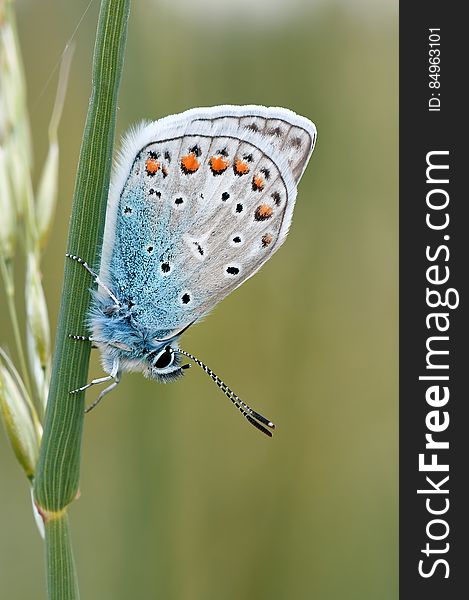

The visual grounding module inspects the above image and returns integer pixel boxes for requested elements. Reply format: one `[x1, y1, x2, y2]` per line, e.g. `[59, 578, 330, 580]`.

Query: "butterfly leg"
[66, 253, 121, 306]
[68, 334, 98, 349]
[69, 358, 119, 396]
[69, 334, 93, 342]
[70, 374, 114, 395]
[84, 372, 121, 413]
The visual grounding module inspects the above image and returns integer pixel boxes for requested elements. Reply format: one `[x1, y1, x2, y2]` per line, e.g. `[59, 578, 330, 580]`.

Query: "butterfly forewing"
[102, 106, 316, 339]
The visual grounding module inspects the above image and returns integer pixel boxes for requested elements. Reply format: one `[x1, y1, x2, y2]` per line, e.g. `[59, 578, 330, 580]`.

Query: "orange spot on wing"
[255, 204, 273, 221]
[181, 153, 200, 174]
[234, 159, 250, 175]
[252, 174, 265, 191]
[145, 158, 160, 174]
[209, 155, 229, 174]
[262, 233, 273, 247]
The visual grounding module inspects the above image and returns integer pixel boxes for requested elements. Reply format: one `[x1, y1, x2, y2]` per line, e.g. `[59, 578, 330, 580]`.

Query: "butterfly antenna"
[175, 348, 275, 437]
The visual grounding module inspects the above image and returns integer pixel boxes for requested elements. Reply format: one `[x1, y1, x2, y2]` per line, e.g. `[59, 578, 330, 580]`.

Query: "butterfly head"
[145, 344, 190, 383]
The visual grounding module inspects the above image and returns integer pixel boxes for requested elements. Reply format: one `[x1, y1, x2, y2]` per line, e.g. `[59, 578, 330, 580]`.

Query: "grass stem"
[33, 2, 131, 597]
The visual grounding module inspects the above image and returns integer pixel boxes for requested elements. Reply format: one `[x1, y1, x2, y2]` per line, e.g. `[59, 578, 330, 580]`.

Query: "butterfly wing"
[100, 106, 316, 339]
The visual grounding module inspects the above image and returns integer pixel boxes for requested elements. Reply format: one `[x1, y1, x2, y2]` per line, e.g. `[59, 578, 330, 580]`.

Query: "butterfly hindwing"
[100, 106, 316, 339]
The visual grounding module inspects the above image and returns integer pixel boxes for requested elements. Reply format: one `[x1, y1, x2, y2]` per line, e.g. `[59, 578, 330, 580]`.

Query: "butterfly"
[68, 105, 316, 436]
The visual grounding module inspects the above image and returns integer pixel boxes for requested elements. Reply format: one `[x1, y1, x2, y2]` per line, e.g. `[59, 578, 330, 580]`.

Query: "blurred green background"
[1, 0, 397, 598]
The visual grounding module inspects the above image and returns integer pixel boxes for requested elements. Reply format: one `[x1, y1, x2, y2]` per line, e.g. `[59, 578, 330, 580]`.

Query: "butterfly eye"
[153, 347, 175, 369]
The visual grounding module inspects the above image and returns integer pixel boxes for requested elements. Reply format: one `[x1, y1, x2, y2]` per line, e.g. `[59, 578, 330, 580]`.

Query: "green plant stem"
[44, 514, 79, 600]
[33, 1, 131, 598]
[0, 256, 34, 401]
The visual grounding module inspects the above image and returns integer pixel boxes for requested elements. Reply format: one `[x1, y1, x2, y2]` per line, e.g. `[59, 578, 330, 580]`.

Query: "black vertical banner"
[400, 3, 468, 599]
